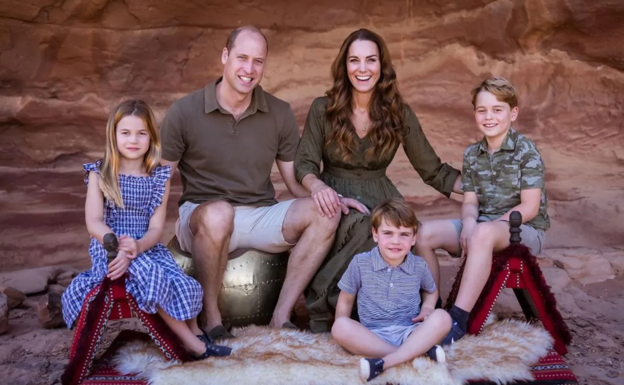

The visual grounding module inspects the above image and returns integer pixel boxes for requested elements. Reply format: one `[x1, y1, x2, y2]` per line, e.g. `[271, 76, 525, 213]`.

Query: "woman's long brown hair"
[98, 99, 161, 208]
[325, 29, 407, 162]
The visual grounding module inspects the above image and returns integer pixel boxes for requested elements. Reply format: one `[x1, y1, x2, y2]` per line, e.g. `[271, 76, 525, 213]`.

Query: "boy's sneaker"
[425, 345, 446, 363]
[440, 320, 466, 346]
[359, 358, 384, 382]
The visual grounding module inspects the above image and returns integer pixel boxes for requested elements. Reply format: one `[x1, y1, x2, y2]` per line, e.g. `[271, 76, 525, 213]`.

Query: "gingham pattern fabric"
[338, 247, 436, 329]
[62, 161, 203, 328]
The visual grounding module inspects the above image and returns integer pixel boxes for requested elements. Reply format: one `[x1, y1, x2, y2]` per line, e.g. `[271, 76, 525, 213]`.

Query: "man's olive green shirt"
[160, 78, 300, 207]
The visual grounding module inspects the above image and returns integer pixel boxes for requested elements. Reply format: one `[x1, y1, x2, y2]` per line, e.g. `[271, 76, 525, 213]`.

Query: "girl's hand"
[119, 235, 139, 259]
[310, 181, 341, 218]
[339, 197, 370, 215]
[107, 250, 131, 280]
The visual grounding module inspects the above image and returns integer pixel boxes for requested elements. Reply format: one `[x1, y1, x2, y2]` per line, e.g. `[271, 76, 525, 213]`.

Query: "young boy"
[331, 198, 451, 383]
[414, 77, 550, 345]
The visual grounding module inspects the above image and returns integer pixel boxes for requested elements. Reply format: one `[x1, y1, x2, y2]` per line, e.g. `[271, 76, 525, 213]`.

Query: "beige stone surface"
[0, 285, 26, 309]
[541, 266, 571, 293]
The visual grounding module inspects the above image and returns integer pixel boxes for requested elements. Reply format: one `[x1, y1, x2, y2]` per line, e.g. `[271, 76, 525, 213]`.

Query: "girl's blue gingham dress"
[61, 161, 203, 328]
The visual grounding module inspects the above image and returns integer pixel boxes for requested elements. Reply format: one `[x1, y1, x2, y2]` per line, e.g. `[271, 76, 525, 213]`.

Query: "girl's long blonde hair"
[98, 99, 161, 208]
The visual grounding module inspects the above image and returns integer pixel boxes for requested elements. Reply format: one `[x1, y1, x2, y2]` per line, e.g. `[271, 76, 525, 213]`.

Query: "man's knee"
[302, 197, 342, 230]
[193, 201, 235, 239]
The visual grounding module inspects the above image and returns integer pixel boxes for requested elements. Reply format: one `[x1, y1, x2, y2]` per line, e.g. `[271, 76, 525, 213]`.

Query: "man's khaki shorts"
[176, 200, 297, 254]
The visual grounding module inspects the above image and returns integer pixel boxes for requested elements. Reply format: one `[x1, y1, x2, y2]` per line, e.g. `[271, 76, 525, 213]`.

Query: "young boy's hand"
[412, 306, 434, 322]
[107, 250, 131, 280]
[118, 235, 139, 259]
[460, 219, 477, 258]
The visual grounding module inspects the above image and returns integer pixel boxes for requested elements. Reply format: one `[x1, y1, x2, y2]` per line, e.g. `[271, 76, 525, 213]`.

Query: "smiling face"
[221, 30, 267, 96]
[372, 218, 417, 267]
[474, 90, 519, 142]
[346, 39, 381, 95]
[116, 115, 151, 161]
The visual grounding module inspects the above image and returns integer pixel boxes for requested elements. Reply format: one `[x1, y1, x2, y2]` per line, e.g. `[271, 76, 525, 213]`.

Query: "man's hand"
[412, 306, 434, 322]
[460, 219, 477, 258]
[118, 235, 139, 259]
[107, 250, 131, 280]
[339, 197, 370, 215]
[310, 181, 341, 218]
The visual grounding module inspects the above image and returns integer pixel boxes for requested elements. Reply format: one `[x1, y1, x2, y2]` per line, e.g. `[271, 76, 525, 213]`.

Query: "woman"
[295, 29, 462, 333]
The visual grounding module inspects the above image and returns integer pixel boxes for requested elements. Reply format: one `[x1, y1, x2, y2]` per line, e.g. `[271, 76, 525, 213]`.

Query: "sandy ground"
[0, 262, 622, 385]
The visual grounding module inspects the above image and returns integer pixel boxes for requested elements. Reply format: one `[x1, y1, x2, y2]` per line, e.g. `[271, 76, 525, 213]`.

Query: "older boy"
[415, 77, 550, 345]
[331, 198, 451, 382]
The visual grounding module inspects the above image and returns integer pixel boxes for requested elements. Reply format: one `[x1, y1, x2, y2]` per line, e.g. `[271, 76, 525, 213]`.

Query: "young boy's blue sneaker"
[425, 345, 446, 363]
[359, 358, 384, 382]
[441, 319, 466, 346]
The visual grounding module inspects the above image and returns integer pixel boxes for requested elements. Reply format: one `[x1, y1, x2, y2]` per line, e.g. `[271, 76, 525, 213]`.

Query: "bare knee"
[331, 317, 351, 342]
[415, 222, 438, 249]
[305, 197, 342, 232]
[470, 222, 496, 247]
[193, 201, 235, 240]
[427, 309, 452, 331]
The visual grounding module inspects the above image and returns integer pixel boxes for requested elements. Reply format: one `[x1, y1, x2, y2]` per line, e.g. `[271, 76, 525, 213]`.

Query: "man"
[160, 26, 343, 340]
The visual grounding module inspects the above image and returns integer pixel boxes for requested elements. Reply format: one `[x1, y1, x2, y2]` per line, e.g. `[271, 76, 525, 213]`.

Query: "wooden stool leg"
[513, 288, 539, 321]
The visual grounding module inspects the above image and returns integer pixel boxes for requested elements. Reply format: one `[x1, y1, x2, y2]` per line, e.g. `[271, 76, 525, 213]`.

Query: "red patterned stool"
[61, 275, 190, 385]
[446, 211, 572, 356]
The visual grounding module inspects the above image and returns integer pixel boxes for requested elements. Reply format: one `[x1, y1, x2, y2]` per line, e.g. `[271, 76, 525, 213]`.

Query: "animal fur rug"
[114, 319, 552, 385]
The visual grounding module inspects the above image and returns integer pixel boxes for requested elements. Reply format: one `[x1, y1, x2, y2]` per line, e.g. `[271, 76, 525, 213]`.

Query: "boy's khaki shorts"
[451, 216, 545, 257]
[176, 200, 297, 255]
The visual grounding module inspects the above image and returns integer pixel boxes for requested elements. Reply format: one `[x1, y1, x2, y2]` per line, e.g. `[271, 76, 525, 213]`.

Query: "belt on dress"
[323, 166, 387, 180]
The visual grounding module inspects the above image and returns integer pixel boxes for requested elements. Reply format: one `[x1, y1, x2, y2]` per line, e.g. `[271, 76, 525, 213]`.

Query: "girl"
[294, 29, 463, 332]
[61, 99, 230, 359]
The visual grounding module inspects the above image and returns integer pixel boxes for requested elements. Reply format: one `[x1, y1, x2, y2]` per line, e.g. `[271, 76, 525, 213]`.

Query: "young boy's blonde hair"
[471, 77, 518, 109]
[371, 198, 419, 233]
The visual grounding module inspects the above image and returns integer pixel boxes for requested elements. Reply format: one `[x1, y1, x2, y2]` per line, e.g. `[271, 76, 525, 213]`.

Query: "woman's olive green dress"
[294, 96, 460, 332]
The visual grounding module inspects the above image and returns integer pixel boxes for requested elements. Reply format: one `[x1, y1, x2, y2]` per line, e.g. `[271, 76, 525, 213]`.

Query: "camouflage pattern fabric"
[461, 128, 550, 231]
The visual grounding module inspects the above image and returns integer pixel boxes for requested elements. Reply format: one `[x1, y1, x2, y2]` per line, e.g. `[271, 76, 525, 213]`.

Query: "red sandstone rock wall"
[1, 0, 623, 271]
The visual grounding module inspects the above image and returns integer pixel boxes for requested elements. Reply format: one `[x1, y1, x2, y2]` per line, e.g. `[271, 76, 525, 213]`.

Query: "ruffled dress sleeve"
[149, 165, 171, 216]
[83, 160, 102, 185]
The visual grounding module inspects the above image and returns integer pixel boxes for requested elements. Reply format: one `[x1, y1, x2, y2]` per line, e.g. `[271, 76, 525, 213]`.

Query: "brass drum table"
[167, 236, 289, 327]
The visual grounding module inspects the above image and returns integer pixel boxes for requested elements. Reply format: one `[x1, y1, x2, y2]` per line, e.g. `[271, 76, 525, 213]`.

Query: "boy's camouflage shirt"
[461, 128, 550, 231]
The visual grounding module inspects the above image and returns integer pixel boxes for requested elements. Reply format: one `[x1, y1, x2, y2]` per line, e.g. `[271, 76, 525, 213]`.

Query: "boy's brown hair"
[471, 77, 518, 109]
[371, 198, 419, 233]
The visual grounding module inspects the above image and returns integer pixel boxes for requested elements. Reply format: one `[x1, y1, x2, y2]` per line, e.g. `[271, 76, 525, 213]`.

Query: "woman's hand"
[339, 197, 370, 215]
[310, 181, 342, 218]
[107, 250, 131, 280]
